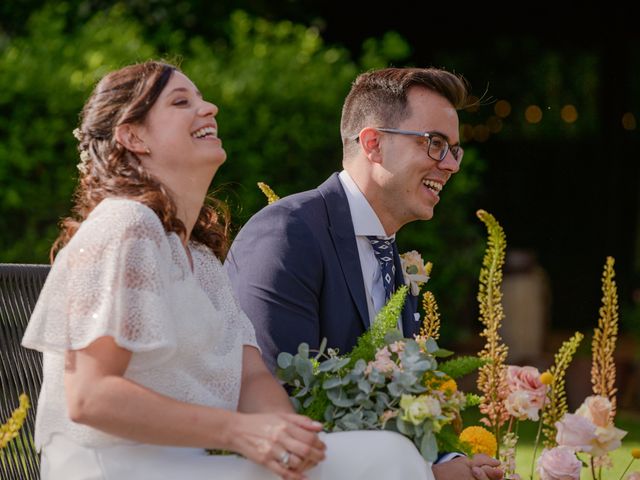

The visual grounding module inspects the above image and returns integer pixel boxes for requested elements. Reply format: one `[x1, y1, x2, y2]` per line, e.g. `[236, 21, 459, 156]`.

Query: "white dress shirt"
[338, 170, 398, 329]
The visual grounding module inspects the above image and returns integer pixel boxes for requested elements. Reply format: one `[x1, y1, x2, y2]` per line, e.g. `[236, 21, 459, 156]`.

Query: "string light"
[494, 100, 511, 118]
[560, 105, 578, 123]
[525, 105, 543, 124]
[622, 112, 636, 130]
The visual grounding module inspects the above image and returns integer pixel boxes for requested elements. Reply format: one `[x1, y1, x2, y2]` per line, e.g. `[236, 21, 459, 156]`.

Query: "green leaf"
[439, 356, 488, 379]
[277, 351, 293, 368]
[322, 376, 342, 389]
[357, 378, 372, 394]
[419, 431, 439, 462]
[297, 343, 310, 358]
[433, 348, 454, 358]
[326, 388, 355, 408]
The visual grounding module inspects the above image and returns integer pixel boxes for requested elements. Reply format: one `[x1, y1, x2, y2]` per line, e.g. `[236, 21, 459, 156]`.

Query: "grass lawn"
[463, 408, 640, 479]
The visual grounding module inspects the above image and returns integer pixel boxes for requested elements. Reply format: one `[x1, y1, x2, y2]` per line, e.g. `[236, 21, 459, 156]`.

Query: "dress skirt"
[41, 430, 434, 480]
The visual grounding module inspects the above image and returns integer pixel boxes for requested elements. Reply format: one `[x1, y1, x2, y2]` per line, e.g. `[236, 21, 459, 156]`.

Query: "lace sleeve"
[22, 199, 178, 370]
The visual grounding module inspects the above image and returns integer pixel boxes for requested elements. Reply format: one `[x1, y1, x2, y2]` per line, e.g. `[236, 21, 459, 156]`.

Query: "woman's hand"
[228, 412, 326, 480]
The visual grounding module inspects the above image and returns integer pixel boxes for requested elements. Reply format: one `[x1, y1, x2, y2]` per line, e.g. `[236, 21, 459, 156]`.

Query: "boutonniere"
[399, 250, 431, 296]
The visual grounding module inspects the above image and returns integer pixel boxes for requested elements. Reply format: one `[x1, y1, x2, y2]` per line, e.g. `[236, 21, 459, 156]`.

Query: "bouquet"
[277, 283, 486, 462]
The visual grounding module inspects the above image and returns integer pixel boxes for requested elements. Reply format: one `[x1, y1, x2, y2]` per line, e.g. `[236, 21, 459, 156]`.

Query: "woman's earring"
[145, 146, 151, 155]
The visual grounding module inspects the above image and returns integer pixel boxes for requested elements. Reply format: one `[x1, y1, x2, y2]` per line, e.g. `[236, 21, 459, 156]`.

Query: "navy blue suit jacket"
[226, 173, 420, 373]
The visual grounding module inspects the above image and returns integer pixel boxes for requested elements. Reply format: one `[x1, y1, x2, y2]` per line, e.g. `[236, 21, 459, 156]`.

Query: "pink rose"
[505, 390, 540, 421]
[576, 395, 612, 427]
[555, 413, 597, 452]
[591, 424, 627, 456]
[575, 396, 627, 456]
[536, 447, 582, 480]
[506, 365, 548, 409]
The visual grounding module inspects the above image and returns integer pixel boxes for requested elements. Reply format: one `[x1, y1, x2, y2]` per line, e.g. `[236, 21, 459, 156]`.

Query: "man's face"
[377, 87, 461, 229]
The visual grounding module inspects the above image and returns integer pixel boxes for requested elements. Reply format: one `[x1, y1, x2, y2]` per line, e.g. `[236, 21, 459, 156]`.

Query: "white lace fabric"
[22, 198, 258, 449]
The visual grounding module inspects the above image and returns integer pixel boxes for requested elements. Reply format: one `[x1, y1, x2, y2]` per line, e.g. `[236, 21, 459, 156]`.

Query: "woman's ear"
[358, 127, 383, 164]
[114, 124, 150, 155]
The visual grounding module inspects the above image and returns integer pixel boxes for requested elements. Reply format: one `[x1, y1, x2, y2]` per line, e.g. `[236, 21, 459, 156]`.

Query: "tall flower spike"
[420, 291, 441, 340]
[541, 331, 584, 447]
[475, 210, 510, 448]
[257, 182, 280, 204]
[591, 256, 619, 419]
[0, 394, 30, 449]
[349, 286, 408, 366]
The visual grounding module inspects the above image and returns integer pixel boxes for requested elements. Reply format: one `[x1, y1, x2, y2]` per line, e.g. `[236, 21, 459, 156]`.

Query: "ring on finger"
[278, 450, 291, 469]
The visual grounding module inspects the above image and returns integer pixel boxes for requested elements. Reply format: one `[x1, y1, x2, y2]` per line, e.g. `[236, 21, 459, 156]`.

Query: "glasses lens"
[427, 134, 448, 161]
[451, 146, 463, 163]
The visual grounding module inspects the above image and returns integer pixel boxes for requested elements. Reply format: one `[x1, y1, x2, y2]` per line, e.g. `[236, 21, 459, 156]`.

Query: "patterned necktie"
[367, 236, 396, 302]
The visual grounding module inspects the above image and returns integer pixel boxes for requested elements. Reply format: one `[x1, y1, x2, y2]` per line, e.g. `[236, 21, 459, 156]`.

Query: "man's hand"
[432, 454, 503, 480]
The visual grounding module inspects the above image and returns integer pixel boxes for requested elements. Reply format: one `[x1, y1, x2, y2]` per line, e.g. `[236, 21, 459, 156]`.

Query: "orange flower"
[459, 426, 497, 457]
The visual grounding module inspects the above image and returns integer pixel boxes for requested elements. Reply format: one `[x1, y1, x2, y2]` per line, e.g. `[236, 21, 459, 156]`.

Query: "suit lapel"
[392, 242, 420, 337]
[318, 174, 369, 330]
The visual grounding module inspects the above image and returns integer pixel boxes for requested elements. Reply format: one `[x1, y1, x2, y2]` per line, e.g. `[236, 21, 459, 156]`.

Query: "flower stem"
[618, 457, 634, 480]
[591, 456, 597, 480]
[530, 413, 544, 480]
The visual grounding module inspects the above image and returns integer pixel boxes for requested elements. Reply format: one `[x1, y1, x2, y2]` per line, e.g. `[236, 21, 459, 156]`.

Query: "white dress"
[22, 198, 433, 480]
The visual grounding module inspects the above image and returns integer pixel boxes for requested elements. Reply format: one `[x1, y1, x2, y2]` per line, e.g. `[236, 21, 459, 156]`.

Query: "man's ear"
[357, 127, 383, 164]
[114, 124, 149, 155]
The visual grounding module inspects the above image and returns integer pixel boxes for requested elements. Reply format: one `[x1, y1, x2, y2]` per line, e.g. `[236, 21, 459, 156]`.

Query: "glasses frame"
[356, 127, 463, 164]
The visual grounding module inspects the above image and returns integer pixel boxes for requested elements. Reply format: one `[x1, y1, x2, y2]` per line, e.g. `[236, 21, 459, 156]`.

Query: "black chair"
[1, 264, 50, 480]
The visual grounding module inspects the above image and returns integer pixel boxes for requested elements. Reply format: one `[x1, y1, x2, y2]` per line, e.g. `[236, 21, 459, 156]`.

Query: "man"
[226, 67, 503, 480]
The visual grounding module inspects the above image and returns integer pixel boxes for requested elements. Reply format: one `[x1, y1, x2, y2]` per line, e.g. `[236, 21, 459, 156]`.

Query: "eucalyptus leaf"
[383, 330, 404, 344]
[419, 431, 438, 463]
[322, 376, 343, 389]
[297, 343, 310, 358]
[357, 378, 372, 394]
[424, 337, 439, 353]
[277, 351, 293, 369]
[395, 416, 413, 435]
[326, 388, 355, 407]
[315, 337, 328, 359]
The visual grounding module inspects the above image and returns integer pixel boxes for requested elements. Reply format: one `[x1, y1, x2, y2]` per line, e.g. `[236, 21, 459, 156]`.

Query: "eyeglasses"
[357, 127, 464, 164]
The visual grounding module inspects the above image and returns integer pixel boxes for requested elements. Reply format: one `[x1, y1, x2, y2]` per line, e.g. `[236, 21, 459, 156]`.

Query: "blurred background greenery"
[0, 2, 638, 353]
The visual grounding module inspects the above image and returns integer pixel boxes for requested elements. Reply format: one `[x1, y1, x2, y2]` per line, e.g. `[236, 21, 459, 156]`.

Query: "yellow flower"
[0, 394, 30, 449]
[632, 448, 640, 459]
[459, 426, 497, 457]
[424, 374, 457, 395]
[540, 371, 554, 385]
[440, 378, 458, 394]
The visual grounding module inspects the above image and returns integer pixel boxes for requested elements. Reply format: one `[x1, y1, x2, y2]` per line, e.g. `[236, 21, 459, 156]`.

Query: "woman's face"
[137, 70, 226, 179]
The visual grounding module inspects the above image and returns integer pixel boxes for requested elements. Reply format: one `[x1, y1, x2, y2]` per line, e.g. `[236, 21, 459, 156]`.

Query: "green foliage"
[438, 356, 489, 380]
[278, 288, 476, 463]
[348, 286, 408, 366]
[0, 3, 156, 261]
[277, 330, 469, 463]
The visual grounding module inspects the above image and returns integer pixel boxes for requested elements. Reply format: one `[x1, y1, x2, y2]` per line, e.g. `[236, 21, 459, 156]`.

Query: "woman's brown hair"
[52, 61, 229, 261]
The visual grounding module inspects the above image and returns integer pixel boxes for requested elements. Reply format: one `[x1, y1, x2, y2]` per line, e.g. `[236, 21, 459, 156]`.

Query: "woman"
[22, 61, 432, 480]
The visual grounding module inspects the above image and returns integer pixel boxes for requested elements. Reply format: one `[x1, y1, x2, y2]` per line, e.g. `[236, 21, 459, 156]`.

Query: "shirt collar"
[338, 170, 395, 240]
